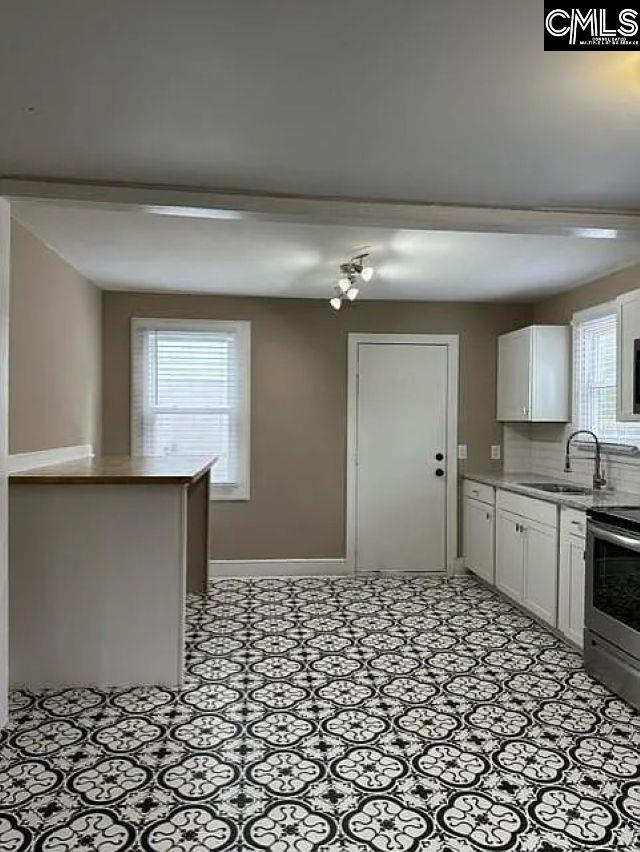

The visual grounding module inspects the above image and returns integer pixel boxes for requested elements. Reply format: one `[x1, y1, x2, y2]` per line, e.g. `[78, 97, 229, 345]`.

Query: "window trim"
[571, 301, 640, 453]
[570, 301, 616, 426]
[130, 317, 251, 501]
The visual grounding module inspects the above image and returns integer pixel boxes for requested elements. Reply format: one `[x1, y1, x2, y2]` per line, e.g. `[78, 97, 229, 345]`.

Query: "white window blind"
[574, 310, 640, 448]
[131, 319, 250, 499]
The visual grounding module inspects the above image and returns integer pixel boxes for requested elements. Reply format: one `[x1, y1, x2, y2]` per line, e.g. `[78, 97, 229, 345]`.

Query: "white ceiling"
[12, 201, 640, 301]
[1, 1, 640, 210]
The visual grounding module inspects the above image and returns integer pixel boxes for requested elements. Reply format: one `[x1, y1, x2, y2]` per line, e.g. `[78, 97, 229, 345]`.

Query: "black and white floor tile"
[1, 574, 640, 851]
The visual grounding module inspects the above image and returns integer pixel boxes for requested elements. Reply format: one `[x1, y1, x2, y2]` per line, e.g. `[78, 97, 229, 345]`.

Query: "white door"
[464, 496, 495, 584]
[497, 328, 531, 421]
[559, 534, 586, 647]
[355, 342, 448, 572]
[495, 508, 524, 602]
[522, 518, 558, 626]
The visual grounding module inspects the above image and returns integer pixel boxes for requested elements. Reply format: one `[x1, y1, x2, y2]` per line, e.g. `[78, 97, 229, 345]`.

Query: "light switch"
[491, 445, 501, 460]
[457, 444, 468, 460]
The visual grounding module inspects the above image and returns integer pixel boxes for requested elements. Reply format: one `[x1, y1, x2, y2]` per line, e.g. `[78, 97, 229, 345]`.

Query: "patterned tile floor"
[1, 575, 640, 851]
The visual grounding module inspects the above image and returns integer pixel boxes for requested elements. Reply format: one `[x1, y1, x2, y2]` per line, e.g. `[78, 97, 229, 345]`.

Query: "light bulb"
[346, 287, 359, 301]
[361, 266, 374, 282]
[338, 277, 351, 292]
[330, 296, 342, 310]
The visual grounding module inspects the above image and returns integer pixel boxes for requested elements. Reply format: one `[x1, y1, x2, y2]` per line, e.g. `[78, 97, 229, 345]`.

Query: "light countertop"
[464, 471, 640, 511]
[9, 455, 216, 485]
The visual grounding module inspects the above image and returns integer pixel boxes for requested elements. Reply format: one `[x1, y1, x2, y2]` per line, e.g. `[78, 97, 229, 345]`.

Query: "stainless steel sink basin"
[520, 482, 592, 495]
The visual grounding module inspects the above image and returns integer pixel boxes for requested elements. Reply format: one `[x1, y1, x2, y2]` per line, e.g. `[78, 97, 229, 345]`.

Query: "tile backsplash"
[503, 423, 640, 495]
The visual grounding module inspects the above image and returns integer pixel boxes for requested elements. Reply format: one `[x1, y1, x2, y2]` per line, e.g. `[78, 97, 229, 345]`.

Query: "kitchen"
[1, 3, 640, 850]
[1, 197, 639, 852]
[464, 292, 640, 709]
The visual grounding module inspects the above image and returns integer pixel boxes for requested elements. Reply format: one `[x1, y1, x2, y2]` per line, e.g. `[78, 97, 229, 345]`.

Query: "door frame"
[346, 333, 459, 575]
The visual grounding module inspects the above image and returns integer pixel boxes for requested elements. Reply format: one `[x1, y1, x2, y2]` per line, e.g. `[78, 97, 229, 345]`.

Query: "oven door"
[586, 521, 640, 660]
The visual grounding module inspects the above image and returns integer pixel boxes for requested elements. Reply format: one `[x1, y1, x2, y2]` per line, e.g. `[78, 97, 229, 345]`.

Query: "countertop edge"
[9, 458, 214, 486]
[462, 472, 640, 511]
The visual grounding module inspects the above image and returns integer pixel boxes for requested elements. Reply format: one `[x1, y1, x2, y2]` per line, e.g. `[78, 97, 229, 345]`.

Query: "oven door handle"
[589, 521, 640, 552]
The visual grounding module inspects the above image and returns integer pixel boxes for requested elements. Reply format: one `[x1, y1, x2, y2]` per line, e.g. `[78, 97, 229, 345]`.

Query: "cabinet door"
[497, 329, 531, 421]
[495, 509, 524, 602]
[617, 291, 640, 421]
[530, 326, 570, 422]
[464, 497, 494, 584]
[522, 518, 558, 627]
[559, 533, 585, 648]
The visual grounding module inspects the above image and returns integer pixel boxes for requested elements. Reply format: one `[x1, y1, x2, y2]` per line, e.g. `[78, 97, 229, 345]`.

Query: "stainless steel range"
[585, 507, 640, 709]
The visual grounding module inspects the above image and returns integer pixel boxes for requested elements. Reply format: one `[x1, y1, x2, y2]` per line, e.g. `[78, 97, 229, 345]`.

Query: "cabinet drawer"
[464, 479, 495, 506]
[561, 507, 586, 539]
[496, 488, 557, 527]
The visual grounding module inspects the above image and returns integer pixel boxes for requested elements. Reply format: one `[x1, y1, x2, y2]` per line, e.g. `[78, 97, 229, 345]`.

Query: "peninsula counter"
[9, 455, 214, 688]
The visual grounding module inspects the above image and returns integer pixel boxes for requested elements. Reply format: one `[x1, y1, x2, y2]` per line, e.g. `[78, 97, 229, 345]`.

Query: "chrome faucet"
[564, 429, 607, 490]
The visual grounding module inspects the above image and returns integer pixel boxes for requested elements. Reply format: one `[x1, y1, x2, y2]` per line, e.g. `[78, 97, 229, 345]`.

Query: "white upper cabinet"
[497, 325, 570, 422]
[617, 289, 640, 421]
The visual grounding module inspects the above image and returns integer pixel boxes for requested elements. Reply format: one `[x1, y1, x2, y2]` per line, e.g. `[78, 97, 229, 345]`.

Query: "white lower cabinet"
[558, 508, 586, 648]
[464, 495, 495, 583]
[465, 482, 578, 633]
[495, 508, 524, 602]
[494, 491, 558, 627]
[522, 517, 558, 625]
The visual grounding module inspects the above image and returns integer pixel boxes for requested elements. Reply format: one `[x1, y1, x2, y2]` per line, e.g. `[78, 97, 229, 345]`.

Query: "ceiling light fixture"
[328, 252, 374, 310]
[572, 227, 619, 239]
[144, 205, 244, 221]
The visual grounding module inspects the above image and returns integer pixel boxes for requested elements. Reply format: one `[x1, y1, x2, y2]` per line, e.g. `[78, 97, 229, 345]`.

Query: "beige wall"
[9, 221, 102, 454]
[534, 262, 640, 324]
[102, 291, 532, 559]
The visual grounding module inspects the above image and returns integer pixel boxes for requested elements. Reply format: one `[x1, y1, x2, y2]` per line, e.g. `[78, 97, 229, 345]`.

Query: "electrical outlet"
[457, 444, 468, 460]
[491, 444, 501, 460]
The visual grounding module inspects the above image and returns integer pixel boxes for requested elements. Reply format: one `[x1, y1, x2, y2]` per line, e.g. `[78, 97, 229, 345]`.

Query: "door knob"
[435, 452, 444, 461]
[435, 468, 445, 477]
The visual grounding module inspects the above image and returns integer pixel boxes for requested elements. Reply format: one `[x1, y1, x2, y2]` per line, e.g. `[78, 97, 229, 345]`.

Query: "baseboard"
[209, 558, 350, 579]
[8, 443, 94, 474]
[452, 556, 468, 576]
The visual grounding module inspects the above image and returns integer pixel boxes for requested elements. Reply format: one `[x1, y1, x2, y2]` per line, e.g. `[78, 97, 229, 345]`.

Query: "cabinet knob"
[435, 452, 444, 461]
[435, 468, 445, 477]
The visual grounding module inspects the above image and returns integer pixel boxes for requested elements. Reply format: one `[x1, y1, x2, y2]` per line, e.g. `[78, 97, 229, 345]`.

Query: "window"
[573, 306, 640, 448]
[131, 318, 250, 499]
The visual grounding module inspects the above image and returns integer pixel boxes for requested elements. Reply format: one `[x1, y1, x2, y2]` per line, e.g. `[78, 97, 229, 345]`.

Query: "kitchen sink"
[520, 482, 592, 495]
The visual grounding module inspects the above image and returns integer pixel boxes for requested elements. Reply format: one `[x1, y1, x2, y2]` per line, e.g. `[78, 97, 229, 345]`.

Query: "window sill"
[211, 485, 250, 502]
[576, 441, 640, 458]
